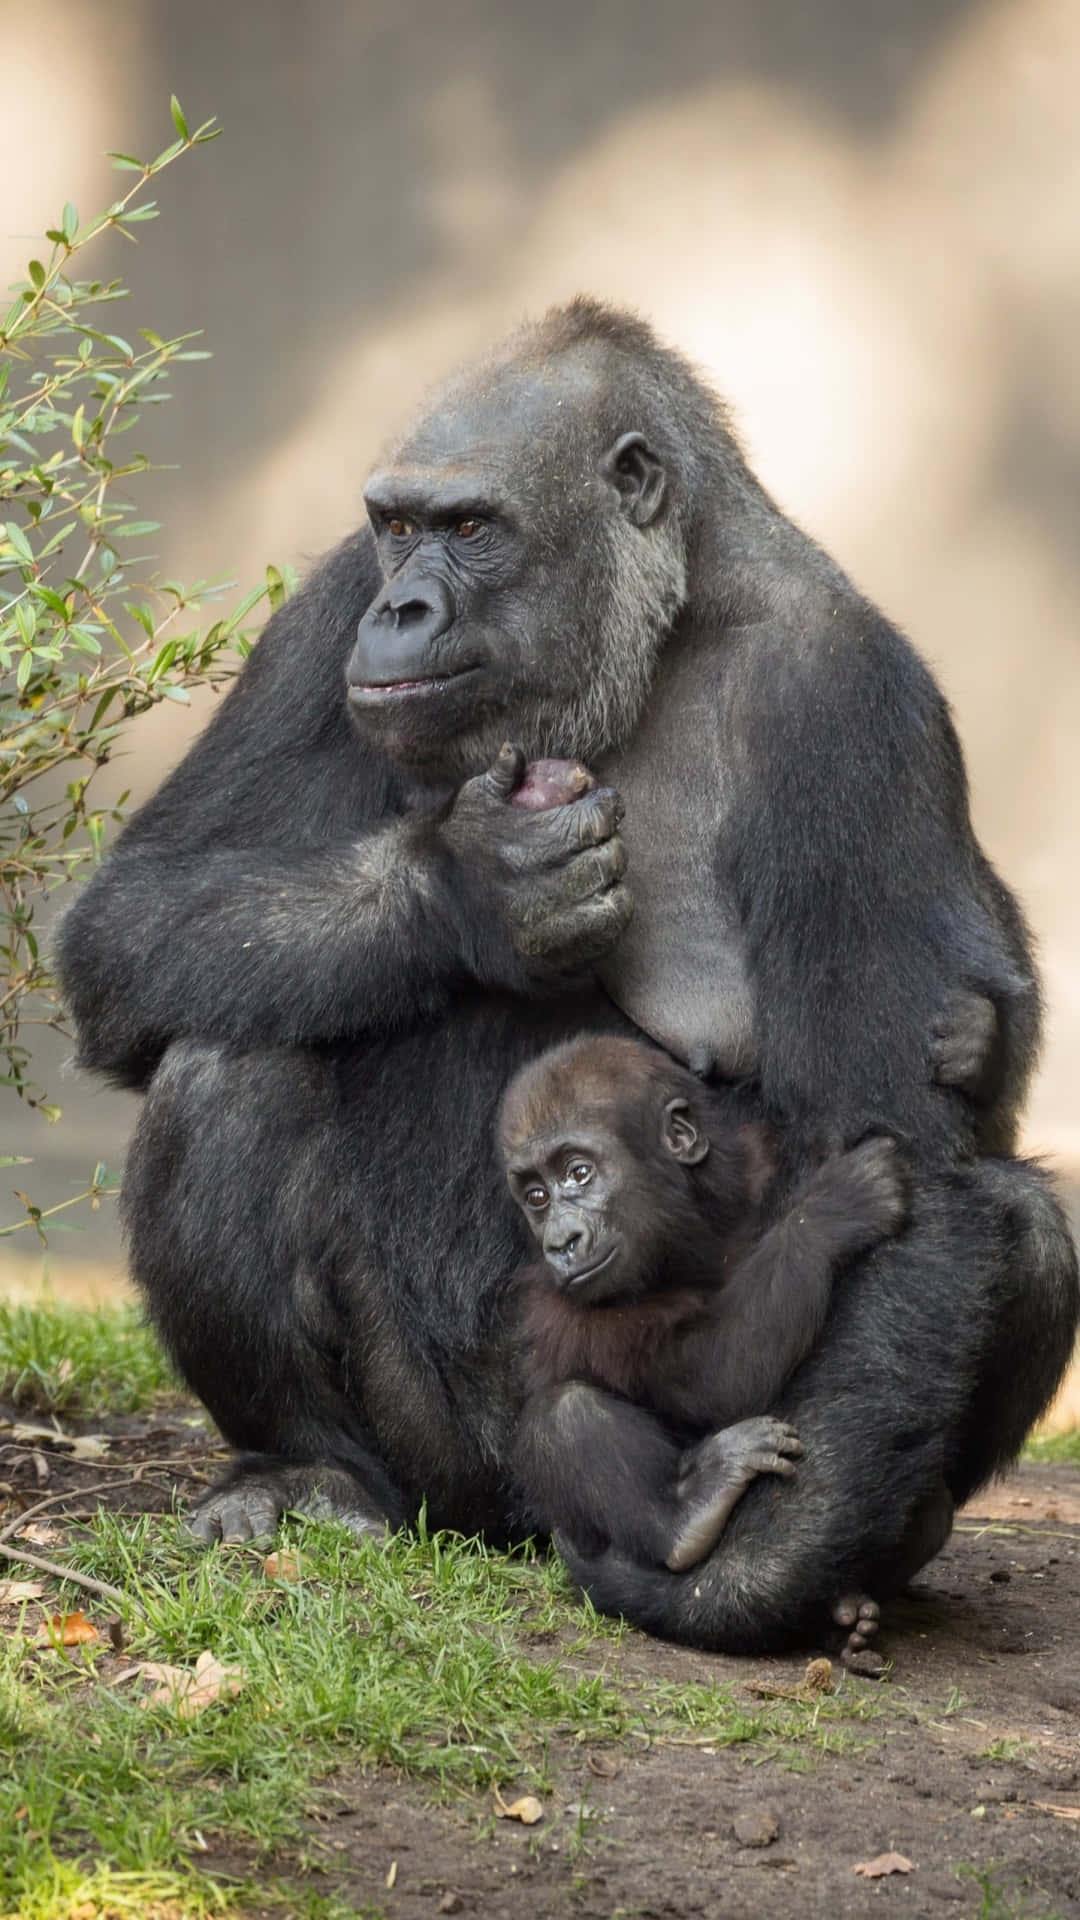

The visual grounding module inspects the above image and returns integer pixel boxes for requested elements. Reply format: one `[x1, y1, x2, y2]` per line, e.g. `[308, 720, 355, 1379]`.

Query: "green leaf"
[32, 586, 71, 618]
[266, 563, 288, 612]
[67, 629, 103, 657]
[28, 259, 46, 290]
[170, 94, 190, 139]
[62, 201, 78, 242]
[123, 601, 156, 639]
[158, 683, 190, 703]
[108, 153, 144, 171]
[16, 650, 33, 690]
[5, 521, 34, 563]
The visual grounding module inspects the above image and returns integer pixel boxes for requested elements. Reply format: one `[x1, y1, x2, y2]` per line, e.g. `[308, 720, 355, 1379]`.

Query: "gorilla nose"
[349, 573, 455, 687]
[389, 596, 434, 631]
[544, 1222, 586, 1265]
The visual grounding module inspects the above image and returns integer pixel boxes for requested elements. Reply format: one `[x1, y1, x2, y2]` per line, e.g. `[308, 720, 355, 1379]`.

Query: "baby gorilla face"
[504, 1104, 711, 1304]
[505, 1124, 647, 1302]
[499, 1035, 719, 1306]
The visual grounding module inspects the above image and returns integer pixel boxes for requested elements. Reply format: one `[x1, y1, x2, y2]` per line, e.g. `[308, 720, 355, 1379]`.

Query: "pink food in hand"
[510, 758, 597, 810]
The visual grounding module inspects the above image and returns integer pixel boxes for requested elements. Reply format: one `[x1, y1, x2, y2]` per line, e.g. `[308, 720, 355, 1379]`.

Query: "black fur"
[56, 299, 1079, 1638]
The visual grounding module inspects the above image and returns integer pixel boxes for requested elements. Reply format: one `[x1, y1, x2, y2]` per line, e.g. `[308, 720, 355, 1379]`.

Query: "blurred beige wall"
[3, 0, 1078, 1311]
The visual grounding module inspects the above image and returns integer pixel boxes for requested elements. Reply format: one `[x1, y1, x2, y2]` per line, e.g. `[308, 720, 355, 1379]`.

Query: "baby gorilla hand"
[442, 742, 632, 981]
[665, 1417, 804, 1572]
[789, 1135, 910, 1270]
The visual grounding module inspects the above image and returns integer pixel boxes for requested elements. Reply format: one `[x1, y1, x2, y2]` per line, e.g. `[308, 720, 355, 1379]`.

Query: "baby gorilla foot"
[831, 1592, 885, 1673]
[665, 1417, 803, 1572]
[187, 1462, 391, 1546]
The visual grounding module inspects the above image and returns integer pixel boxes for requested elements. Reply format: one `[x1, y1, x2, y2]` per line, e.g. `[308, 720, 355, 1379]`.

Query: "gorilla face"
[346, 356, 686, 780]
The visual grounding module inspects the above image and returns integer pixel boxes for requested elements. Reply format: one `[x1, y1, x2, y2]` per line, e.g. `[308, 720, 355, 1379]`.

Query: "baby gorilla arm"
[667, 1135, 909, 1431]
[515, 1380, 802, 1570]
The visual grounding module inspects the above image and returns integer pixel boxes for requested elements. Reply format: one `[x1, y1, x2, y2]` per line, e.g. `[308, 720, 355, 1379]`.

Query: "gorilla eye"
[455, 519, 482, 539]
[387, 518, 413, 539]
[523, 1185, 548, 1211]
[567, 1161, 594, 1187]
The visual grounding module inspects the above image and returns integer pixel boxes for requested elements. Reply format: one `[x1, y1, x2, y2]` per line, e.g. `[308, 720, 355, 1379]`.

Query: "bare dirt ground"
[3, 1407, 1078, 1920]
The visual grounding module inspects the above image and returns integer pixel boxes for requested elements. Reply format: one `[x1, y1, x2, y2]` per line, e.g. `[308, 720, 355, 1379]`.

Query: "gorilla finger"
[549, 885, 634, 962]
[570, 786, 625, 848]
[520, 787, 624, 866]
[219, 1489, 279, 1543]
[556, 835, 628, 902]
[749, 1451, 798, 1477]
[185, 1501, 224, 1545]
[482, 741, 526, 801]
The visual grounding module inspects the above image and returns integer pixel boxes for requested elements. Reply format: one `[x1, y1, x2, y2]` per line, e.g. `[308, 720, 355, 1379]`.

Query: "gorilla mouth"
[564, 1246, 618, 1290]
[348, 665, 483, 705]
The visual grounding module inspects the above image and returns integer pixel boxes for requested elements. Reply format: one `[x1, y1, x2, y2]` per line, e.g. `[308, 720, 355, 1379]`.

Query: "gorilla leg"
[517, 1382, 802, 1569]
[124, 1040, 411, 1542]
[945, 1156, 1079, 1502]
[557, 1160, 1078, 1651]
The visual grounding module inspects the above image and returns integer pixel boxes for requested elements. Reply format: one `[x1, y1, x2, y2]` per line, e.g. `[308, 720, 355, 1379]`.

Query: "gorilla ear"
[599, 431, 667, 527]
[661, 1097, 709, 1165]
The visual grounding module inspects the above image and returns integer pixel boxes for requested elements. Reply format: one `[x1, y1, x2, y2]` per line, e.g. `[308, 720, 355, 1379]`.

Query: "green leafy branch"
[1, 99, 294, 1232]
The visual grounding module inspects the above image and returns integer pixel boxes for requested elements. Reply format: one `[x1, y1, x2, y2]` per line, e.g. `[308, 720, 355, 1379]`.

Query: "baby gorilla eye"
[524, 1185, 548, 1211]
[387, 518, 413, 539]
[455, 519, 482, 539]
[567, 1161, 594, 1186]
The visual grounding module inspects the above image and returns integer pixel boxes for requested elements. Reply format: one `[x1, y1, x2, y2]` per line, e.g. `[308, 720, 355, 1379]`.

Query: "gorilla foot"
[187, 1461, 391, 1546]
[831, 1592, 885, 1673]
[666, 1418, 804, 1571]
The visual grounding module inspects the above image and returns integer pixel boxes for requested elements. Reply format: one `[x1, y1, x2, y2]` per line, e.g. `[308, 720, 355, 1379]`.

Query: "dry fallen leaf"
[1032, 1803, 1080, 1821]
[495, 1791, 544, 1825]
[263, 1549, 300, 1581]
[9, 1422, 110, 1459]
[33, 1610, 100, 1648]
[853, 1852, 915, 1879]
[16, 1521, 60, 1547]
[138, 1648, 245, 1718]
[0, 1580, 45, 1604]
[385, 1861, 398, 1890]
[803, 1657, 834, 1693]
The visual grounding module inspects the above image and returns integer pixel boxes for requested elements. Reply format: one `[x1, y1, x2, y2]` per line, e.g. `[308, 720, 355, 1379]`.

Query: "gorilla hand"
[442, 742, 632, 980]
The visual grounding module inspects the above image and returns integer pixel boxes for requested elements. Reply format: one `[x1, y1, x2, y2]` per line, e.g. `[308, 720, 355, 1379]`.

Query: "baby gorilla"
[499, 1035, 908, 1587]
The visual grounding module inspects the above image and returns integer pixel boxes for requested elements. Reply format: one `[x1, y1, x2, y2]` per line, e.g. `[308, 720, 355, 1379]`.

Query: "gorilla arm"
[57, 537, 629, 1088]
[725, 617, 1037, 1159]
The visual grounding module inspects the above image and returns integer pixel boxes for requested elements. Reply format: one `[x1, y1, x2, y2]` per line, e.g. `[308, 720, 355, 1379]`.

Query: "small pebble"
[733, 1807, 780, 1848]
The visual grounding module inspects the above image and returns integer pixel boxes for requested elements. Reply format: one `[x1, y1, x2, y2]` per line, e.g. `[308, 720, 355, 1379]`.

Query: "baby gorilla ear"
[661, 1096, 709, 1165]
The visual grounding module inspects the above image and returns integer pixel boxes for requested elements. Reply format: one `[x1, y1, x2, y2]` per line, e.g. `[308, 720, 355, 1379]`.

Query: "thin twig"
[0, 1537, 128, 1607]
[0, 1478, 128, 1543]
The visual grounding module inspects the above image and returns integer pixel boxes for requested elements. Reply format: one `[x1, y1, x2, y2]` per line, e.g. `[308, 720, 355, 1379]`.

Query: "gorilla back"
[58, 299, 1078, 1641]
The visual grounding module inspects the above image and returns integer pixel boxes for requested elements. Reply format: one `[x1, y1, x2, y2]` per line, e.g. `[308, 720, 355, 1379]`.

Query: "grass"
[1022, 1429, 1080, 1466]
[0, 1511, 886, 1919]
[954, 1863, 1070, 1920]
[0, 1295, 176, 1414]
[1, 1297, 1075, 1916]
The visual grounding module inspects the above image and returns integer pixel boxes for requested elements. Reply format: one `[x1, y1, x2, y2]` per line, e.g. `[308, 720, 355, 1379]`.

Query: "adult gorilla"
[58, 300, 1078, 1650]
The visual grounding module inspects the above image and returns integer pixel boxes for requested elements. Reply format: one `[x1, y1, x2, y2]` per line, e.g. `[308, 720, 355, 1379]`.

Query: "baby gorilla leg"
[666, 1418, 804, 1572]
